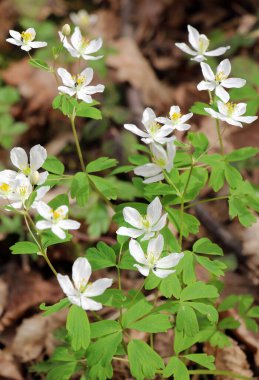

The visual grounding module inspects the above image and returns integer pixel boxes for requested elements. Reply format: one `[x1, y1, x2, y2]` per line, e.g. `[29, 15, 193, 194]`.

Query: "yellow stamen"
[21, 31, 33, 43]
[0, 183, 10, 192]
[226, 102, 236, 116]
[215, 71, 227, 82]
[81, 37, 90, 49]
[53, 211, 61, 220]
[142, 216, 150, 229]
[170, 112, 181, 121]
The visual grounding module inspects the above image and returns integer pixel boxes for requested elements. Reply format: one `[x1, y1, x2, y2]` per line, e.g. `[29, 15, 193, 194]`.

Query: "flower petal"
[84, 278, 112, 297]
[143, 173, 164, 184]
[37, 171, 49, 185]
[129, 239, 147, 265]
[57, 274, 77, 297]
[80, 67, 94, 85]
[29, 144, 47, 170]
[57, 68, 75, 87]
[124, 124, 149, 138]
[152, 268, 175, 278]
[58, 219, 80, 230]
[123, 207, 142, 228]
[142, 107, 156, 128]
[175, 42, 197, 56]
[217, 58, 231, 77]
[147, 197, 162, 225]
[77, 92, 92, 103]
[200, 62, 215, 81]
[197, 81, 215, 91]
[58, 86, 76, 96]
[83, 84, 105, 94]
[84, 38, 103, 54]
[9, 30, 21, 40]
[134, 264, 150, 277]
[152, 213, 167, 231]
[134, 163, 162, 177]
[187, 25, 200, 50]
[36, 220, 52, 230]
[80, 296, 103, 311]
[30, 41, 47, 48]
[221, 78, 246, 89]
[235, 116, 258, 124]
[205, 46, 230, 56]
[157, 252, 184, 269]
[36, 201, 52, 220]
[71, 26, 83, 51]
[148, 234, 164, 258]
[10, 147, 28, 170]
[72, 257, 92, 290]
[215, 85, 229, 103]
[52, 225, 66, 239]
[6, 38, 22, 46]
[116, 226, 144, 238]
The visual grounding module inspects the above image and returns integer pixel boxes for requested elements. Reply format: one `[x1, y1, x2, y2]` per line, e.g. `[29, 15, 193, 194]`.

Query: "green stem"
[184, 195, 229, 210]
[117, 244, 124, 323]
[188, 370, 254, 380]
[70, 107, 86, 172]
[179, 163, 194, 249]
[128, 281, 145, 307]
[163, 171, 181, 196]
[208, 90, 213, 104]
[43, 252, 58, 276]
[216, 118, 224, 155]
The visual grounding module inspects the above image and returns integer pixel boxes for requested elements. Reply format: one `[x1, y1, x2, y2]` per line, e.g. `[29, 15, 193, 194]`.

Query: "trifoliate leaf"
[86, 241, 116, 270]
[66, 305, 90, 351]
[10, 241, 39, 255]
[159, 273, 182, 299]
[42, 156, 64, 175]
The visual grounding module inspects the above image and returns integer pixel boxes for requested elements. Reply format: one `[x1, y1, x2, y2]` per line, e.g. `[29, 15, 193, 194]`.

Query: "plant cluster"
[2, 16, 259, 380]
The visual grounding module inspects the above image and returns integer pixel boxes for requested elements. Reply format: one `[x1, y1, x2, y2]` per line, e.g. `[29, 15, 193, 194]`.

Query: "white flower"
[57, 257, 112, 310]
[129, 234, 184, 278]
[9, 144, 48, 186]
[205, 101, 258, 128]
[175, 25, 230, 62]
[197, 59, 246, 102]
[156, 106, 193, 131]
[116, 197, 167, 241]
[59, 26, 102, 60]
[70, 10, 98, 29]
[57, 67, 104, 103]
[36, 202, 80, 239]
[6, 28, 47, 52]
[134, 142, 176, 184]
[124, 107, 175, 145]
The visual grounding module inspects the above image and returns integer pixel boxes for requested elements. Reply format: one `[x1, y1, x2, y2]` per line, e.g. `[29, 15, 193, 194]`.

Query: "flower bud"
[30, 170, 40, 185]
[61, 24, 71, 36]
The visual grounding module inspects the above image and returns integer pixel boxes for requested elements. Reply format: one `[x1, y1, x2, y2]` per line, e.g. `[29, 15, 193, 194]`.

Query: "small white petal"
[57, 68, 75, 87]
[152, 213, 167, 231]
[205, 46, 230, 57]
[37, 171, 49, 185]
[81, 297, 103, 311]
[143, 173, 164, 183]
[134, 163, 162, 177]
[84, 278, 112, 297]
[116, 227, 144, 238]
[30, 41, 47, 48]
[36, 220, 52, 230]
[129, 239, 147, 265]
[36, 201, 52, 220]
[153, 268, 175, 278]
[58, 86, 76, 96]
[84, 38, 103, 54]
[197, 80, 215, 91]
[221, 78, 246, 88]
[124, 124, 148, 138]
[142, 107, 156, 128]
[123, 207, 142, 228]
[83, 84, 104, 94]
[217, 58, 231, 77]
[134, 264, 150, 277]
[10, 147, 28, 170]
[52, 225, 66, 239]
[175, 42, 197, 56]
[187, 25, 200, 50]
[6, 38, 22, 46]
[57, 274, 77, 297]
[30, 144, 47, 171]
[148, 234, 164, 257]
[58, 219, 80, 230]
[80, 67, 94, 85]
[21, 45, 32, 52]
[235, 116, 258, 124]
[147, 197, 162, 226]
[200, 62, 215, 81]
[71, 26, 82, 51]
[157, 252, 184, 269]
[77, 92, 93, 103]
[215, 85, 229, 103]
[72, 257, 92, 290]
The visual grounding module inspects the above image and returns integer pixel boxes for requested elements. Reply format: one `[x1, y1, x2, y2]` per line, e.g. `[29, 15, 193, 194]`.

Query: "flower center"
[149, 122, 161, 135]
[153, 156, 167, 168]
[146, 252, 157, 268]
[226, 102, 236, 116]
[21, 31, 33, 44]
[215, 71, 227, 82]
[0, 183, 10, 194]
[79, 279, 89, 293]
[170, 112, 181, 122]
[22, 166, 31, 176]
[16, 185, 30, 200]
[142, 216, 150, 229]
[53, 210, 63, 222]
[80, 37, 90, 51]
[198, 36, 209, 53]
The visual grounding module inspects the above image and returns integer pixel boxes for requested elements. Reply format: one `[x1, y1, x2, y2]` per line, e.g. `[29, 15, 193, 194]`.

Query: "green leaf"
[90, 320, 121, 339]
[92, 289, 126, 309]
[130, 314, 172, 333]
[190, 302, 218, 323]
[128, 340, 164, 380]
[167, 208, 200, 238]
[42, 156, 64, 175]
[121, 299, 153, 328]
[188, 132, 209, 157]
[48, 194, 69, 208]
[66, 305, 90, 351]
[195, 255, 226, 277]
[177, 251, 196, 285]
[210, 331, 231, 348]
[86, 242, 116, 270]
[40, 298, 70, 316]
[227, 147, 259, 162]
[70, 172, 89, 206]
[159, 273, 182, 299]
[247, 306, 259, 318]
[164, 357, 190, 379]
[209, 164, 225, 192]
[180, 281, 219, 301]
[190, 101, 210, 116]
[224, 163, 242, 188]
[52, 95, 62, 109]
[89, 174, 117, 200]
[29, 59, 50, 71]
[238, 294, 254, 315]
[218, 295, 239, 312]
[87, 157, 118, 173]
[76, 103, 102, 119]
[193, 237, 223, 256]
[10, 241, 39, 255]
[183, 354, 215, 370]
[219, 317, 241, 330]
[176, 305, 199, 336]
[45, 362, 77, 380]
[244, 317, 258, 332]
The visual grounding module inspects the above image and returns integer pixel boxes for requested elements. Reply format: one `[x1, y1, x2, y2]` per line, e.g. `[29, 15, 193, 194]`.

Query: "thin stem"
[128, 281, 145, 307]
[70, 107, 86, 172]
[117, 244, 124, 323]
[112, 356, 129, 363]
[163, 171, 181, 196]
[188, 370, 254, 380]
[216, 118, 224, 155]
[43, 252, 58, 276]
[208, 90, 213, 104]
[184, 195, 229, 210]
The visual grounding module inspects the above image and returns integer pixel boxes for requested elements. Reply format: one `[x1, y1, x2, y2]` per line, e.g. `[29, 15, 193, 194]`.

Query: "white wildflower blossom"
[156, 106, 193, 131]
[57, 257, 112, 310]
[6, 28, 47, 52]
[197, 59, 246, 102]
[129, 234, 184, 278]
[134, 142, 176, 184]
[116, 197, 167, 241]
[175, 25, 230, 62]
[124, 107, 175, 145]
[57, 67, 104, 103]
[70, 10, 98, 29]
[9, 145, 48, 186]
[59, 26, 102, 60]
[205, 101, 258, 128]
[36, 202, 80, 239]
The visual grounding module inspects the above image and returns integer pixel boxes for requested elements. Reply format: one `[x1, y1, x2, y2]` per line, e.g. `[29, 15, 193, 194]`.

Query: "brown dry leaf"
[0, 278, 8, 317]
[0, 265, 62, 331]
[0, 0, 17, 48]
[107, 38, 174, 111]
[0, 350, 23, 380]
[241, 217, 259, 285]
[93, 9, 121, 41]
[12, 310, 67, 362]
[206, 338, 253, 380]
[2, 58, 57, 114]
